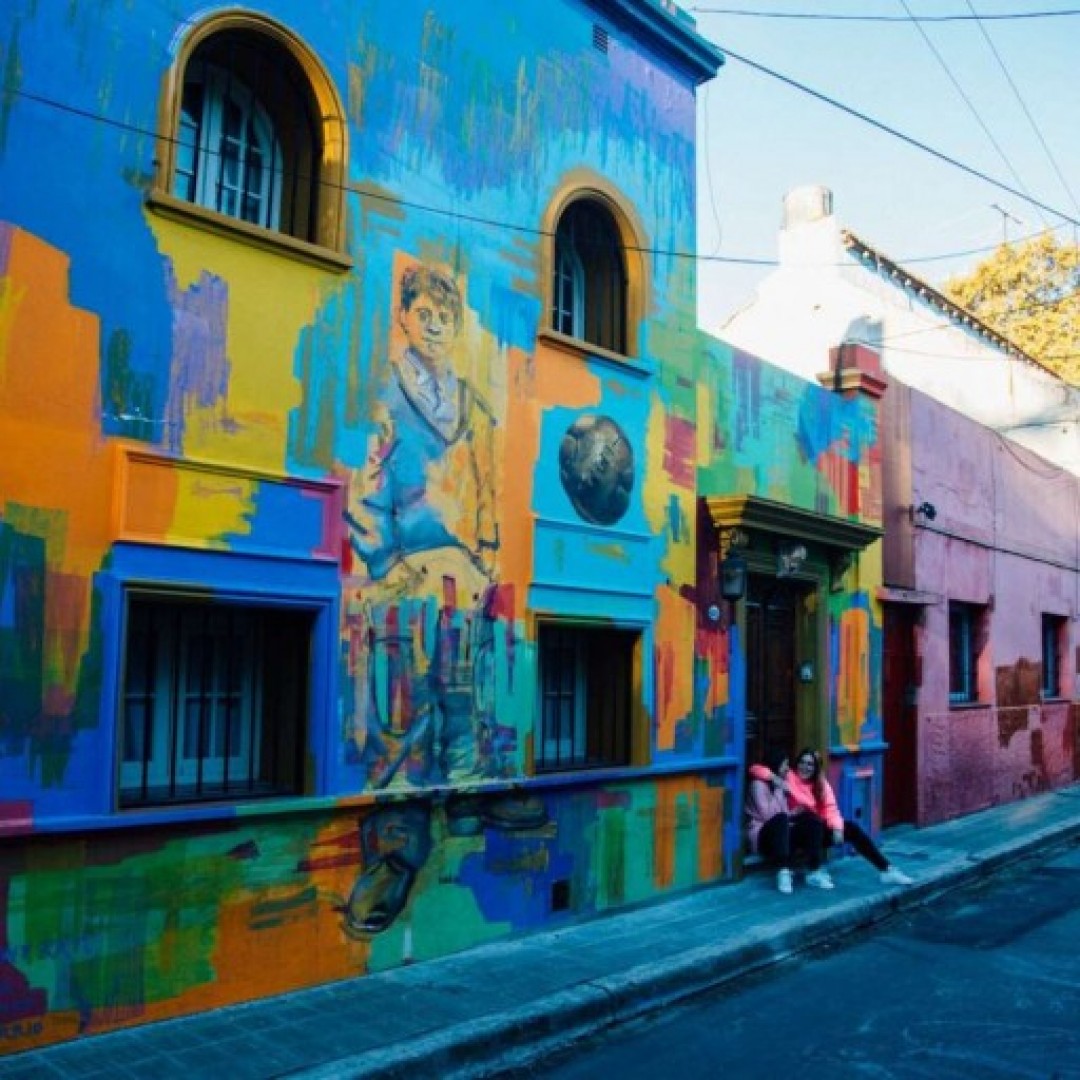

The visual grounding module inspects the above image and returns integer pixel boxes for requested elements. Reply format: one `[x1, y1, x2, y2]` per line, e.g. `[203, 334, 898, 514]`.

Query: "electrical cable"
[689, 6, 1080, 22]
[9, 33, 1080, 273]
[896, 0, 1049, 229]
[715, 44, 1080, 230]
[963, 0, 1080, 219]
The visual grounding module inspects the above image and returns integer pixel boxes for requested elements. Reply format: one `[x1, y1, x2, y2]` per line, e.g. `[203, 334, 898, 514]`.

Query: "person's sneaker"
[805, 869, 835, 890]
[776, 868, 794, 894]
[880, 866, 914, 886]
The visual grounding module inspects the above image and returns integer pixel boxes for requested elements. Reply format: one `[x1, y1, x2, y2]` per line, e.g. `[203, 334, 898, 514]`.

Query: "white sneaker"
[880, 866, 914, 886]
[777, 869, 794, 894]
[805, 870, 835, 890]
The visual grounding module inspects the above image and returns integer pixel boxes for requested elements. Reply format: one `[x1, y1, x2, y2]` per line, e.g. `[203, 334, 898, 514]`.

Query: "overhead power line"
[689, 6, 1080, 21]
[896, 0, 1048, 229]
[963, 0, 1080, 219]
[7, 55, 1080, 268]
[715, 44, 1080, 230]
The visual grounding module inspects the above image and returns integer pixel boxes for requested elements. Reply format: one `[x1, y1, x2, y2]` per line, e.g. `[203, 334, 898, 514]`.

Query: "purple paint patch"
[165, 268, 231, 454]
[0, 801, 33, 838]
[0, 222, 13, 275]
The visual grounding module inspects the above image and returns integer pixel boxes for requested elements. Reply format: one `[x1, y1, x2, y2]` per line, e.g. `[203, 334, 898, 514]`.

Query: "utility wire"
[690, 6, 1080, 21]
[716, 44, 1080, 229]
[8, 52, 1080, 263]
[963, 0, 1080, 219]
[895, 0, 1049, 229]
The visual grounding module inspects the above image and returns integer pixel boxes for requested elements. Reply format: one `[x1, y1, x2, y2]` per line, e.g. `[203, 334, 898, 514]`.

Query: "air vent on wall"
[593, 24, 609, 53]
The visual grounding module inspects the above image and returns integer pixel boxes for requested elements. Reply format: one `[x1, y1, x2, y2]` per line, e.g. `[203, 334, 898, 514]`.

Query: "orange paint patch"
[654, 587, 694, 751]
[837, 606, 870, 746]
[0, 228, 117, 703]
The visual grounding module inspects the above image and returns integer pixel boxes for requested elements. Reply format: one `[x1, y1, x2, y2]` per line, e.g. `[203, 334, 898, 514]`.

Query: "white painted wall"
[720, 187, 1080, 475]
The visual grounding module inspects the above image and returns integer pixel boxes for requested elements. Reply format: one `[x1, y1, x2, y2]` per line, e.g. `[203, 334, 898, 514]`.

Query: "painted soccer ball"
[558, 414, 634, 526]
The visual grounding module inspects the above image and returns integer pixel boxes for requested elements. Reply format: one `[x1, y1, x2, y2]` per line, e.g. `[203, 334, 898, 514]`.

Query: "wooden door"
[745, 576, 799, 767]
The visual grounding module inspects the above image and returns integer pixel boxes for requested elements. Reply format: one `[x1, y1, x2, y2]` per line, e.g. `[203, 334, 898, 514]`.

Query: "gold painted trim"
[538, 172, 651, 359]
[148, 192, 353, 272]
[153, 9, 349, 256]
[704, 494, 882, 551]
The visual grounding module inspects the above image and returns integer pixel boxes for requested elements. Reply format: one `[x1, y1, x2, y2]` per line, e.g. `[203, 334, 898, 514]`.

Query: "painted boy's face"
[399, 292, 458, 368]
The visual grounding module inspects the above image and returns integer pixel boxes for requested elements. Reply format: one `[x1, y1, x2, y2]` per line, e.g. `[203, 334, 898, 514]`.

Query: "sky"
[690, 1, 1080, 331]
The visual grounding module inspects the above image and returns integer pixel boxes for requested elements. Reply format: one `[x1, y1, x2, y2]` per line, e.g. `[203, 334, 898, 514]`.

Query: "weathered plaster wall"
[907, 388, 1080, 823]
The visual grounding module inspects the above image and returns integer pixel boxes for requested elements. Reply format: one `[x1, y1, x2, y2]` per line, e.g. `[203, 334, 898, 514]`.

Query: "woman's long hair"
[763, 746, 790, 776]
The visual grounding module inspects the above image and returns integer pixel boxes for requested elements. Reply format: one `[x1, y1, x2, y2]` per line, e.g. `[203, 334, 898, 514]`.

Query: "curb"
[286, 818, 1080, 1080]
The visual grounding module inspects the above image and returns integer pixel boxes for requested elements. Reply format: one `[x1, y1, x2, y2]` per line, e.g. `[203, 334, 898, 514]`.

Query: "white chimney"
[778, 185, 842, 269]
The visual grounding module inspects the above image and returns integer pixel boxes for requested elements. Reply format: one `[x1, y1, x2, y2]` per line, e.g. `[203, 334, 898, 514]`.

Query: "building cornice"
[586, 0, 725, 84]
[841, 228, 1059, 380]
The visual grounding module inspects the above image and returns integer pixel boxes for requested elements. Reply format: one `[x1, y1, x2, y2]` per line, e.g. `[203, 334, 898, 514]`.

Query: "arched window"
[155, 14, 347, 257]
[551, 198, 628, 355]
[176, 62, 283, 230]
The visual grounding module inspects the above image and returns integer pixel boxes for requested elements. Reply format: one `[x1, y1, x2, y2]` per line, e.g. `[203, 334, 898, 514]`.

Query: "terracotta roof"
[841, 228, 1060, 380]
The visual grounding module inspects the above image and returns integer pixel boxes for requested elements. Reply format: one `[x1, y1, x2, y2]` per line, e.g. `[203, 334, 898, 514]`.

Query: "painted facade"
[882, 382, 1080, 825]
[0, 0, 884, 1052]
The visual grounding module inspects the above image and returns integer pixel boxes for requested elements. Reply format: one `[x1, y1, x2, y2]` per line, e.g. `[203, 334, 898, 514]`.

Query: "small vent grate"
[551, 879, 572, 912]
[592, 24, 609, 53]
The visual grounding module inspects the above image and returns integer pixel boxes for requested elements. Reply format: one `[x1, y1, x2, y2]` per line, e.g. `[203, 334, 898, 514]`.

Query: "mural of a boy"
[347, 262, 498, 599]
[340, 261, 543, 938]
[344, 260, 502, 790]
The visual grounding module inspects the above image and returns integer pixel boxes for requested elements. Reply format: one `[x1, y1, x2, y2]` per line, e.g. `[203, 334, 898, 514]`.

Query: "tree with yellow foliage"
[943, 232, 1080, 386]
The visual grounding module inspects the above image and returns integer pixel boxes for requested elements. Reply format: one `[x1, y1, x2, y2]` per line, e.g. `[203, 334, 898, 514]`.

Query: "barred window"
[551, 199, 627, 354]
[1042, 614, 1067, 699]
[120, 596, 310, 807]
[948, 602, 986, 705]
[536, 624, 637, 772]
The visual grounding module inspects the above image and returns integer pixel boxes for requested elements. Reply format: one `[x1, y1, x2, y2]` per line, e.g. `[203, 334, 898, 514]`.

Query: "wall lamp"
[777, 541, 808, 579]
[913, 501, 937, 522]
[719, 525, 749, 603]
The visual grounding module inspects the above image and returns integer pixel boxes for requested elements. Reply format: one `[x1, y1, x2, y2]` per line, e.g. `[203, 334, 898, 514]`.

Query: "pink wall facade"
[903, 386, 1080, 824]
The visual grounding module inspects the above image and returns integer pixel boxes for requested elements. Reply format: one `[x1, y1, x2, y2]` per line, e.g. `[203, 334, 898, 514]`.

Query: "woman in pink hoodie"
[751, 748, 913, 889]
[746, 748, 830, 894]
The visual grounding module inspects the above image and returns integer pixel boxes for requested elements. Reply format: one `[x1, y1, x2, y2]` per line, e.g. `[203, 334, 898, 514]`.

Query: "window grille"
[120, 596, 310, 807]
[551, 199, 628, 354]
[1042, 614, 1066, 698]
[536, 624, 635, 772]
[948, 602, 982, 705]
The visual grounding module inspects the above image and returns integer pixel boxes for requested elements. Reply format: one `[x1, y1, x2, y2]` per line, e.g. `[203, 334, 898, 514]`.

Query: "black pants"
[827, 819, 889, 871]
[757, 812, 825, 870]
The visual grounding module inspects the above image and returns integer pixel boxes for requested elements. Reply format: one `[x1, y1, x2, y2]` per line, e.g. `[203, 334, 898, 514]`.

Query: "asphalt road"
[536, 840, 1080, 1080]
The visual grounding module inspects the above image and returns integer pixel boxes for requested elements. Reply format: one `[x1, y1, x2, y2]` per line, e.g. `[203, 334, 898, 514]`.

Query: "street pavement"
[4, 785, 1080, 1080]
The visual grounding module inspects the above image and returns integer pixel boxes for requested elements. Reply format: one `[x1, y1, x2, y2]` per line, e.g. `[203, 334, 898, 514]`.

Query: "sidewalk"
[5, 785, 1080, 1080]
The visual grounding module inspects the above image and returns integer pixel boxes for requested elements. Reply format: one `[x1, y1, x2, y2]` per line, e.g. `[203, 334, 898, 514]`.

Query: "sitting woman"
[746, 748, 831, 894]
[754, 748, 913, 889]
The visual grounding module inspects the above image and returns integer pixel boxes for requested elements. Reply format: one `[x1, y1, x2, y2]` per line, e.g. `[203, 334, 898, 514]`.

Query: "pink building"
[881, 381, 1080, 825]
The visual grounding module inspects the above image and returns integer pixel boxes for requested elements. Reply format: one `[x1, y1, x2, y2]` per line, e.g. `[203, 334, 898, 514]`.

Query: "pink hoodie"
[748, 763, 844, 832]
[745, 775, 788, 853]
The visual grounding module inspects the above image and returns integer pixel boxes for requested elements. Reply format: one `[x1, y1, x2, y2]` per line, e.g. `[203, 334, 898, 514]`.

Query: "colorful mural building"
[0, 0, 886, 1050]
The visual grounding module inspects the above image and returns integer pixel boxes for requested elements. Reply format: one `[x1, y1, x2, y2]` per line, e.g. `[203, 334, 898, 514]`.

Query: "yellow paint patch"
[145, 211, 328, 471]
[836, 606, 870, 746]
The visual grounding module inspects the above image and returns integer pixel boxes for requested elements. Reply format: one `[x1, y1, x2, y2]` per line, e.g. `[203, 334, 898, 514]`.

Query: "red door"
[883, 604, 918, 825]
[745, 576, 799, 768]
